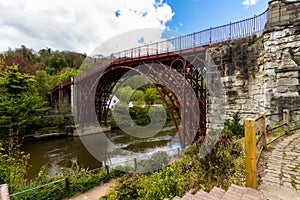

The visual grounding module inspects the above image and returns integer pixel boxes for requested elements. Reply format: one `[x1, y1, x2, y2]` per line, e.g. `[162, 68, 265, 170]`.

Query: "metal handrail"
[9, 147, 181, 198]
[108, 9, 268, 61]
[75, 9, 268, 83]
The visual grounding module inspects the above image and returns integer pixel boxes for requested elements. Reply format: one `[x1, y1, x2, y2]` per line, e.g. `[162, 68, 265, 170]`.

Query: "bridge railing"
[75, 9, 268, 82]
[111, 9, 268, 61]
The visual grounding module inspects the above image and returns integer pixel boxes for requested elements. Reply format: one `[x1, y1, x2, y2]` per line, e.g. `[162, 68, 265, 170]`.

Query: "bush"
[0, 131, 30, 193]
[9, 160, 123, 200]
[102, 130, 245, 200]
[224, 112, 244, 139]
[137, 151, 171, 172]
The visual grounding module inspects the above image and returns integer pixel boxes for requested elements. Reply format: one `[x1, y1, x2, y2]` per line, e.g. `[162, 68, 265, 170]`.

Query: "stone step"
[172, 184, 260, 200]
[207, 186, 226, 199]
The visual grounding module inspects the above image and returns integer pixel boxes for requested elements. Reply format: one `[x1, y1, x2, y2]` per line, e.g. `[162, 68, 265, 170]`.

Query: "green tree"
[117, 86, 133, 102]
[145, 87, 160, 103]
[0, 65, 48, 137]
[35, 70, 51, 100]
[131, 90, 145, 102]
[63, 51, 86, 69]
[224, 112, 244, 139]
[46, 54, 68, 75]
[59, 67, 78, 83]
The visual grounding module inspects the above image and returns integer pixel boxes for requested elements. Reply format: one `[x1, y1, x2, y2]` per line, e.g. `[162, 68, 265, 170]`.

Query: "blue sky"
[0, 0, 270, 54]
[166, 0, 269, 34]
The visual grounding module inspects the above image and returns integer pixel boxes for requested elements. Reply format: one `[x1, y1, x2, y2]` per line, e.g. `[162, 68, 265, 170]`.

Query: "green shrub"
[224, 112, 244, 139]
[137, 151, 171, 172]
[10, 162, 123, 200]
[102, 130, 245, 200]
[0, 131, 30, 193]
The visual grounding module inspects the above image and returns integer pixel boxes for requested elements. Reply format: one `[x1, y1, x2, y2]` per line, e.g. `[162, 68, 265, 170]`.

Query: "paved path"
[259, 132, 300, 200]
[66, 182, 114, 200]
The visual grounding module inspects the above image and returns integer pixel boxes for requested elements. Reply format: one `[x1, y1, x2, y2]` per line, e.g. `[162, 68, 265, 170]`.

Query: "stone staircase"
[173, 184, 260, 200]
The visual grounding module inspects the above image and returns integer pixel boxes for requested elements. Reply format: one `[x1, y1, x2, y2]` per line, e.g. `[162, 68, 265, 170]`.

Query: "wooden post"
[259, 114, 267, 148]
[0, 184, 10, 200]
[244, 118, 257, 189]
[283, 109, 290, 135]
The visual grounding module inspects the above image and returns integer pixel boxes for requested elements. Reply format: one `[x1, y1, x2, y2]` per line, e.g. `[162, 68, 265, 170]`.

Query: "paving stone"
[283, 181, 293, 187]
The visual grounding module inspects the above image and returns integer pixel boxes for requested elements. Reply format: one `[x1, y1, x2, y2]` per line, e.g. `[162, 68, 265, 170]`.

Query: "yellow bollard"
[244, 118, 257, 189]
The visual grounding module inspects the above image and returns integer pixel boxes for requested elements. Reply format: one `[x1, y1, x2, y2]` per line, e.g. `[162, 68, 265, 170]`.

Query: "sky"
[0, 0, 269, 55]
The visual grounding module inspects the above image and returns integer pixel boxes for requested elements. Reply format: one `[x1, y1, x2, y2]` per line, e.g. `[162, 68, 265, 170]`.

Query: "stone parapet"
[266, 0, 300, 31]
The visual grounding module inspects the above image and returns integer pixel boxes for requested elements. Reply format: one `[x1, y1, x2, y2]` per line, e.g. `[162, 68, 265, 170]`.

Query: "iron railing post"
[209, 27, 212, 44]
[65, 177, 70, 192]
[138, 47, 140, 57]
[179, 36, 181, 51]
[134, 158, 137, 171]
[193, 32, 196, 48]
[105, 165, 110, 179]
[229, 22, 232, 40]
[253, 15, 256, 34]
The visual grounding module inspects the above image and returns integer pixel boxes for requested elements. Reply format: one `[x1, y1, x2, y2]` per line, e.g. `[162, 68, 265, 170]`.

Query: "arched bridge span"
[75, 47, 207, 147]
[73, 10, 268, 147]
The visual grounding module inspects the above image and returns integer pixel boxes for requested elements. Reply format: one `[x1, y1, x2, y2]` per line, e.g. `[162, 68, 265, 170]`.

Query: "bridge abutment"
[207, 0, 300, 127]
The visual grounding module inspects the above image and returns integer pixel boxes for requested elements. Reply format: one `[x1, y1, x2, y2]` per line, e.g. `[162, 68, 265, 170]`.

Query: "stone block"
[269, 45, 281, 53]
[265, 68, 276, 77]
[281, 15, 291, 22]
[277, 86, 288, 93]
[277, 71, 298, 78]
[235, 99, 247, 104]
[277, 78, 298, 86]
[270, 30, 286, 40]
[232, 79, 244, 87]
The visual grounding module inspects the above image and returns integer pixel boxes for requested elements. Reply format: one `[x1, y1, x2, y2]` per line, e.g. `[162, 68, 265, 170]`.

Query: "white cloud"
[242, 0, 258, 6]
[0, 0, 174, 54]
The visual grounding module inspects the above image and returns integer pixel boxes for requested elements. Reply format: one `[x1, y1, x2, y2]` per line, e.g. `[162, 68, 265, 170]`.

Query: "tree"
[131, 90, 145, 102]
[58, 67, 78, 83]
[2, 45, 39, 74]
[224, 112, 244, 139]
[35, 70, 52, 100]
[63, 51, 86, 69]
[145, 87, 160, 103]
[117, 86, 133, 102]
[0, 65, 48, 137]
[46, 54, 68, 75]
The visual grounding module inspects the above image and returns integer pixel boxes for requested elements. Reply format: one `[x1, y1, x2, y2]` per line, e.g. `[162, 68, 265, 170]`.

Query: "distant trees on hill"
[0, 46, 86, 137]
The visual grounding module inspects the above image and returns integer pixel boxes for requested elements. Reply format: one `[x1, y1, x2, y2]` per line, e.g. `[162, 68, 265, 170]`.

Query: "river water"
[22, 127, 179, 180]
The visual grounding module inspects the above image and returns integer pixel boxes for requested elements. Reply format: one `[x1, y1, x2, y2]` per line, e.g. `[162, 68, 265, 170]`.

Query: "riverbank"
[23, 125, 112, 140]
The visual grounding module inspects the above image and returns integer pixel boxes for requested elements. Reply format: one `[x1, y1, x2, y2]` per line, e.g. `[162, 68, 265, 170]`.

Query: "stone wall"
[208, 33, 265, 123]
[264, 0, 300, 121]
[207, 0, 300, 128]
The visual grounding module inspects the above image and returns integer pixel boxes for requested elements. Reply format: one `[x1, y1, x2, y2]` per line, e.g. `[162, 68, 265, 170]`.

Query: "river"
[22, 127, 179, 180]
